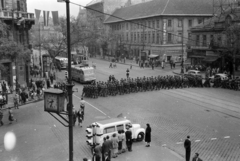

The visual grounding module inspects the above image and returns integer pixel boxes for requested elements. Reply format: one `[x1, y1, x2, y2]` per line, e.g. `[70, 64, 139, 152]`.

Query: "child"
[8, 108, 17, 124]
[77, 108, 83, 127]
[14, 94, 19, 109]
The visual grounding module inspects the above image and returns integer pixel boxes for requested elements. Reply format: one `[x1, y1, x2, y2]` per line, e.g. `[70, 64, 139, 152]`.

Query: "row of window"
[111, 18, 204, 31]
[118, 31, 184, 44]
[1, 0, 23, 11]
[194, 34, 221, 47]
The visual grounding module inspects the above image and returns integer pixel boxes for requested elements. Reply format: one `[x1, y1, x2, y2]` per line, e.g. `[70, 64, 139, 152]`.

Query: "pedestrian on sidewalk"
[117, 130, 123, 154]
[94, 144, 102, 161]
[125, 126, 132, 152]
[8, 107, 17, 124]
[14, 93, 19, 109]
[77, 108, 83, 127]
[145, 123, 151, 147]
[192, 153, 203, 161]
[184, 136, 191, 161]
[80, 97, 85, 121]
[111, 133, 119, 158]
[126, 69, 130, 79]
[151, 63, 154, 70]
[0, 108, 4, 126]
[130, 64, 132, 69]
[121, 130, 126, 153]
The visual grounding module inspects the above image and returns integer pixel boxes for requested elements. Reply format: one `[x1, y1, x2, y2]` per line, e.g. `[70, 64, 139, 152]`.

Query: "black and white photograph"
[0, 0, 240, 161]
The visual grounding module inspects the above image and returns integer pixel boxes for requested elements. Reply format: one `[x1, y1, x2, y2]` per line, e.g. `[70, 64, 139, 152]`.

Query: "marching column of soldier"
[82, 74, 204, 99]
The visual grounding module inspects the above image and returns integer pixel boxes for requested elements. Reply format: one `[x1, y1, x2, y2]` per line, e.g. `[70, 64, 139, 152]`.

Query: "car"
[209, 73, 228, 83]
[187, 70, 201, 76]
[86, 117, 145, 147]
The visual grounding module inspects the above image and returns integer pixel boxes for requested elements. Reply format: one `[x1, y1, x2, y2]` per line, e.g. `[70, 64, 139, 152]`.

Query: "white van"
[86, 118, 145, 147]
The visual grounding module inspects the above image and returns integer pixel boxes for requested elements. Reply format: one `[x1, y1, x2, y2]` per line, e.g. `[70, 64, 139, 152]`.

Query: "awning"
[203, 56, 219, 62]
[148, 54, 159, 58]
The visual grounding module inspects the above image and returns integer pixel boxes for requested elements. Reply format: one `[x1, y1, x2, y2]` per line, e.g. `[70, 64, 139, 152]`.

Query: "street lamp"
[181, 18, 184, 74]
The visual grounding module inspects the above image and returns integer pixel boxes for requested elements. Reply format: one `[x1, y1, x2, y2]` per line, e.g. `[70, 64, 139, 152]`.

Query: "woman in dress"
[145, 123, 151, 147]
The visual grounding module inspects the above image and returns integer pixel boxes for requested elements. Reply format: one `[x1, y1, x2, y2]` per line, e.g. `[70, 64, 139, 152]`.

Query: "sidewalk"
[92, 55, 182, 72]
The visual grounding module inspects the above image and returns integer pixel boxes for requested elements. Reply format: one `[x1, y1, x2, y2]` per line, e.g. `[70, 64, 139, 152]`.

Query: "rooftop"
[96, 118, 129, 125]
[105, 0, 213, 23]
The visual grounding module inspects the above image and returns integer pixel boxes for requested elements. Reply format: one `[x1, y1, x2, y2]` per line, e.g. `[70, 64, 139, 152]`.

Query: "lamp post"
[181, 18, 184, 74]
[65, 1, 74, 161]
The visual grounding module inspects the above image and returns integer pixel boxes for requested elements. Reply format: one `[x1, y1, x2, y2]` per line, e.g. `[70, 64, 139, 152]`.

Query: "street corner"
[113, 143, 184, 161]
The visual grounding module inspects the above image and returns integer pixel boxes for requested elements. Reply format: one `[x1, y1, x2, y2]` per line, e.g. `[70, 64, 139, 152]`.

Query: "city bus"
[72, 54, 89, 66]
[55, 57, 68, 69]
[71, 65, 96, 83]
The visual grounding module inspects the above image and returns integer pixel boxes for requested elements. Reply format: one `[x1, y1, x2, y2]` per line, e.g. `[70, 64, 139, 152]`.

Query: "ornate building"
[0, 0, 35, 86]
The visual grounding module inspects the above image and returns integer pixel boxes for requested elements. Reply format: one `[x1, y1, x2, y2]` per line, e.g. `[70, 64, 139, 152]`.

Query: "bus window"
[84, 70, 93, 75]
[104, 126, 115, 134]
[117, 124, 124, 131]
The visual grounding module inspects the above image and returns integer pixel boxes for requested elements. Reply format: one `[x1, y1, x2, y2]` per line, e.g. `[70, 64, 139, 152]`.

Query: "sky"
[27, 0, 93, 17]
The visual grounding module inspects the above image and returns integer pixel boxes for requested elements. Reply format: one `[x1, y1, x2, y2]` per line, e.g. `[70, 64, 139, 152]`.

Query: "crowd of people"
[82, 74, 204, 99]
[0, 79, 46, 127]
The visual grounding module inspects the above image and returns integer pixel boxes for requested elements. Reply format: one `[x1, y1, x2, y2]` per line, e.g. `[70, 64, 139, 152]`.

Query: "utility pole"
[181, 18, 184, 74]
[65, 1, 74, 161]
[39, 22, 42, 77]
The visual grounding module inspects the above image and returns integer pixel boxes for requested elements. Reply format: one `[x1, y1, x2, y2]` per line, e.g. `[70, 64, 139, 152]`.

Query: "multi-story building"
[104, 0, 213, 62]
[187, 1, 240, 74]
[0, 0, 34, 86]
[86, 0, 151, 56]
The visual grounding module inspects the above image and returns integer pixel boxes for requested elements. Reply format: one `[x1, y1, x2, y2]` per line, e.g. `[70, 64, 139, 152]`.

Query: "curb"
[2, 99, 44, 110]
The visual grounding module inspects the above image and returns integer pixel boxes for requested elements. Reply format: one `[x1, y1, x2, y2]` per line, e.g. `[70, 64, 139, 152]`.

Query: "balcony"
[0, 10, 34, 21]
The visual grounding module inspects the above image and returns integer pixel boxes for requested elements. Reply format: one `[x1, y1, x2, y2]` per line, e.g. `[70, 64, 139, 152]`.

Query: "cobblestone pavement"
[80, 59, 240, 161]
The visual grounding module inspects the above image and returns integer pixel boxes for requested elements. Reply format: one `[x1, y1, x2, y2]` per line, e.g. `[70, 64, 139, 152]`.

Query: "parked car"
[209, 73, 228, 83]
[86, 117, 145, 148]
[187, 70, 201, 76]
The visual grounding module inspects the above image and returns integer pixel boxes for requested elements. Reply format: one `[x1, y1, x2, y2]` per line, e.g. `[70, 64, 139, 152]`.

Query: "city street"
[0, 58, 240, 161]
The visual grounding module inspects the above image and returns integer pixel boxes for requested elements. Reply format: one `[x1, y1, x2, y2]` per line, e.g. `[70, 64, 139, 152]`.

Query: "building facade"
[104, 0, 213, 63]
[86, 0, 152, 57]
[187, 2, 240, 74]
[0, 0, 35, 87]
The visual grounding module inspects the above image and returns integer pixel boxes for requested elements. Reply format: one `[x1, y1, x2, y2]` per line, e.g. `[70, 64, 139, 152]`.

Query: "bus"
[55, 57, 68, 69]
[71, 65, 96, 83]
[72, 54, 88, 66]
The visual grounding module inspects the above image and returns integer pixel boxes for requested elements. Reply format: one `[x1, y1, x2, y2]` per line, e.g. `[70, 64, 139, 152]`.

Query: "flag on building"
[43, 11, 50, 26]
[35, 9, 41, 23]
[52, 11, 59, 26]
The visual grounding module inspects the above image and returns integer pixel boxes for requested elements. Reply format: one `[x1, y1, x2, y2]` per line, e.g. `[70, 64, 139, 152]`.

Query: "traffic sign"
[57, 0, 65, 2]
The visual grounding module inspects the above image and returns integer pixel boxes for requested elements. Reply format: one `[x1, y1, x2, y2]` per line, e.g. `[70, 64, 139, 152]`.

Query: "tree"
[224, 23, 240, 75]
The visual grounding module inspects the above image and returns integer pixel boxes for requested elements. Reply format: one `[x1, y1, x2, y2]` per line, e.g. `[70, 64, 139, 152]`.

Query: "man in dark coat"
[184, 136, 191, 161]
[94, 144, 102, 161]
[102, 136, 112, 161]
[145, 123, 151, 147]
[125, 127, 132, 151]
